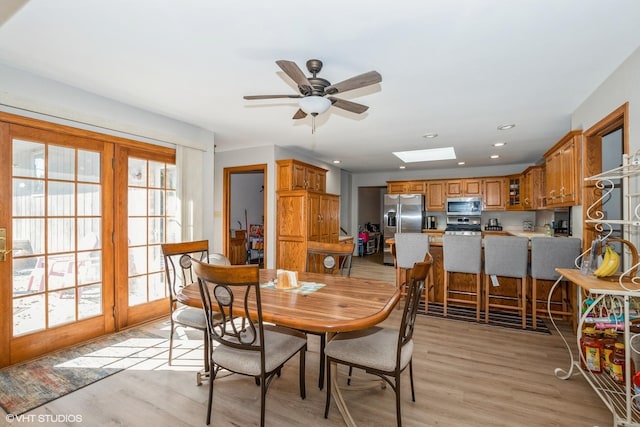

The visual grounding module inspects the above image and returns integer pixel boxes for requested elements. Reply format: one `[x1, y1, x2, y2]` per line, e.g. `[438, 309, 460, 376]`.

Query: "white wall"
[0, 62, 217, 246]
[213, 146, 275, 265]
[230, 173, 264, 233]
[571, 45, 640, 241]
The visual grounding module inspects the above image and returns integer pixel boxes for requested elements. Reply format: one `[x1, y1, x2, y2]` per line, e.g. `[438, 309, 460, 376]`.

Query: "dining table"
[177, 268, 400, 427]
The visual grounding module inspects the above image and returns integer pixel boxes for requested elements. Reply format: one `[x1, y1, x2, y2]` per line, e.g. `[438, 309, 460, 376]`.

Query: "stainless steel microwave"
[446, 197, 482, 216]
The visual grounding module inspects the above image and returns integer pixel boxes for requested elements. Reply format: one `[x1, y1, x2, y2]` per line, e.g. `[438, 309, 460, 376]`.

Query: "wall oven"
[445, 197, 482, 217]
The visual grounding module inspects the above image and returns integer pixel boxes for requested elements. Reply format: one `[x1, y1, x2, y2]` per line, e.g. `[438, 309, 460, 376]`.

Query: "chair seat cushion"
[213, 327, 306, 376]
[172, 306, 206, 330]
[325, 327, 413, 372]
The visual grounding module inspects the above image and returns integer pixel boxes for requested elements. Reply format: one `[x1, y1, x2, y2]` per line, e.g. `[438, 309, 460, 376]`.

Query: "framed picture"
[249, 224, 263, 237]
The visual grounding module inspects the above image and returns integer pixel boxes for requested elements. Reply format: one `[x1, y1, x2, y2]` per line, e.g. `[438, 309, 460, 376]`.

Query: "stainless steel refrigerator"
[383, 193, 425, 265]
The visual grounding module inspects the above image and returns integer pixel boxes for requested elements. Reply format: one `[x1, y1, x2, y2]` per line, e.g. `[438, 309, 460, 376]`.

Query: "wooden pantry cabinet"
[277, 159, 327, 192]
[276, 158, 339, 271]
[276, 190, 340, 271]
[544, 130, 581, 207]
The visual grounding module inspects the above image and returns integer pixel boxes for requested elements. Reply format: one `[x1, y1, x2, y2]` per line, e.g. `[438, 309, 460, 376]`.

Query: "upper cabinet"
[277, 159, 327, 192]
[506, 174, 523, 210]
[521, 165, 546, 210]
[482, 177, 506, 211]
[544, 130, 581, 207]
[387, 180, 425, 194]
[425, 180, 446, 211]
[445, 179, 482, 197]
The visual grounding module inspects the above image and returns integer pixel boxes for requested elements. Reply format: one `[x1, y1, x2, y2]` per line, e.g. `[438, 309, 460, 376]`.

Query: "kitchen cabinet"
[386, 180, 425, 194]
[506, 175, 523, 210]
[426, 180, 446, 211]
[482, 177, 506, 211]
[276, 190, 340, 271]
[521, 165, 545, 210]
[446, 179, 482, 197]
[544, 130, 581, 207]
[277, 159, 327, 192]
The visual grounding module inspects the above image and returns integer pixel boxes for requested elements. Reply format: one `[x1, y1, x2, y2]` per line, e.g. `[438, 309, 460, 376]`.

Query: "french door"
[0, 115, 178, 367]
[0, 122, 115, 366]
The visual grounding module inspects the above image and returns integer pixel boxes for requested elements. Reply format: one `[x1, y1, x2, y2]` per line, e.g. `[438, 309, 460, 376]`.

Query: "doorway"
[582, 103, 629, 247]
[223, 165, 267, 266]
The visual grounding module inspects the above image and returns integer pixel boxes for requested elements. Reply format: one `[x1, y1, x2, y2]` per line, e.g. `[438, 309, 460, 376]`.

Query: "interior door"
[0, 123, 115, 367]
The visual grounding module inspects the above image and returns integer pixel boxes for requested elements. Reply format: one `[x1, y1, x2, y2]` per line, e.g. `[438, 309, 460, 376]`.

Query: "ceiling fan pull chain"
[312, 116, 316, 134]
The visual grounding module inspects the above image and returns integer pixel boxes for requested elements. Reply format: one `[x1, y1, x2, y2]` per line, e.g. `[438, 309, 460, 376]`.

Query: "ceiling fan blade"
[328, 97, 369, 114]
[292, 109, 307, 120]
[244, 94, 302, 100]
[276, 60, 312, 94]
[325, 71, 382, 95]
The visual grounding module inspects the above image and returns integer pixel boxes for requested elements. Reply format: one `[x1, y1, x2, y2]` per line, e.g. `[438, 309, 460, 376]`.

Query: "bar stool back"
[530, 237, 581, 330]
[394, 233, 432, 310]
[443, 234, 483, 321]
[483, 236, 529, 328]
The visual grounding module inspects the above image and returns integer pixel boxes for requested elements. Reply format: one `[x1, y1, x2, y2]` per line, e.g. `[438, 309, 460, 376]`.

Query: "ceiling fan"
[243, 59, 382, 120]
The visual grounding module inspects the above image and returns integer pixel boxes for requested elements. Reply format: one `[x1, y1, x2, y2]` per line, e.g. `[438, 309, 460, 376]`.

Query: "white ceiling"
[1, 0, 640, 173]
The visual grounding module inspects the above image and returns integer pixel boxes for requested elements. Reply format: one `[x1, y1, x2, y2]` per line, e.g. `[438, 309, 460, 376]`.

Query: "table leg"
[330, 361, 357, 427]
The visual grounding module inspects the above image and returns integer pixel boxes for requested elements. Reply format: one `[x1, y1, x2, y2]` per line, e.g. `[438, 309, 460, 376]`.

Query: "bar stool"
[530, 237, 581, 330]
[394, 233, 432, 309]
[443, 234, 483, 321]
[483, 236, 529, 329]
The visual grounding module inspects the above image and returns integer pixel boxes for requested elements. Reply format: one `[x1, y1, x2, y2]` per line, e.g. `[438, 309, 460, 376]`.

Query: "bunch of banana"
[593, 245, 621, 277]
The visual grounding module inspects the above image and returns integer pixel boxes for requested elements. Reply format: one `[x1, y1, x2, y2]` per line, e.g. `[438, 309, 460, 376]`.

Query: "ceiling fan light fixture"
[299, 95, 331, 116]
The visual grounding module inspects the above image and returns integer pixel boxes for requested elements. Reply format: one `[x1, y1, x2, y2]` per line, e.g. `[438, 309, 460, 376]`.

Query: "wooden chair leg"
[475, 272, 482, 322]
[484, 275, 490, 323]
[443, 270, 449, 317]
[521, 276, 527, 329]
[531, 277, 538, 330]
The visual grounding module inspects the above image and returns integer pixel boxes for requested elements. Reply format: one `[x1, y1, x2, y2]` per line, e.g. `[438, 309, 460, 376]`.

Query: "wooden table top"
[177, 269, 401, 333]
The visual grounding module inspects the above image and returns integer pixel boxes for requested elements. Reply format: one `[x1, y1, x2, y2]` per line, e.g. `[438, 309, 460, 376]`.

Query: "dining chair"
[208, 252, 231, 266]
[394, 233, 433, 310]
[160, 240, 210, 382]
[483, 236, 529, 328]
[530, 237, 581, 330]
[443, 234, 483, 321]
[305, 240, 356, 390]
[306, 241, 356, 276]
[324, 260, 431, 427]
[193, 261, 307, 427]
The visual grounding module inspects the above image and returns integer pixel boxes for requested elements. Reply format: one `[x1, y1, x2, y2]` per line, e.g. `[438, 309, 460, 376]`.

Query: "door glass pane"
[12, 140, 44, 178]
[47, 218, 75, 253]
[49, 289, 76, 327]
[78, 150, 100, 183]
[48, 145, 75, 181]
[78, 184, 101, 216]
[13, 295, 45, 335]
[48, 181, 75, 216]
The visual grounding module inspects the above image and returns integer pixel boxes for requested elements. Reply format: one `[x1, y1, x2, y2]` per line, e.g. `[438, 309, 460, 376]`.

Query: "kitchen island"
[388, 230, 578, 323]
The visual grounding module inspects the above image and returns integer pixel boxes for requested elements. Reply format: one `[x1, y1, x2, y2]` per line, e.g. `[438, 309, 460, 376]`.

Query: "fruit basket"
[593, 238, 639, 281]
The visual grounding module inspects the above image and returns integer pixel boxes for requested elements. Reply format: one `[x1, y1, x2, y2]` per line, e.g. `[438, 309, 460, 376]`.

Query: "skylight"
[392, 147, 456, 163]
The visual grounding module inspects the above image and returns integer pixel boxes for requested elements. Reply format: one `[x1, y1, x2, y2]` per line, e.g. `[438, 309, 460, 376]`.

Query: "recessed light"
[422, 132, 438, 139]
[333, 160, 341, 164]
[392, 147, 456, 163]
[399, 165, 406, 169]
[457, 161, 465, 166]
[493, 142, 507, 147]
[490, 154, 500, 159]
[497, 123, 515, 130]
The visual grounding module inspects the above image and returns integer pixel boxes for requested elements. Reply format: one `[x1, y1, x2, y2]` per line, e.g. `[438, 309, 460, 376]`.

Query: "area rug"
[418, 301, 551, 334]
[0, 328, 168, 416]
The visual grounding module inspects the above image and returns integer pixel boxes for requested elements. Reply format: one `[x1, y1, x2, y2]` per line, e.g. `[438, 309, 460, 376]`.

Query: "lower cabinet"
[276, 190, 340, 271]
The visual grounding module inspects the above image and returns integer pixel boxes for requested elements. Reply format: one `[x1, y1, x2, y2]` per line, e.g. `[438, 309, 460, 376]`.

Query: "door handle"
[0, 228, 11, 262]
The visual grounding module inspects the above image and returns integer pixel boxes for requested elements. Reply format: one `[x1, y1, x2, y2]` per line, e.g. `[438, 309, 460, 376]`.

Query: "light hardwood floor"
[4, 254, 612, 426]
